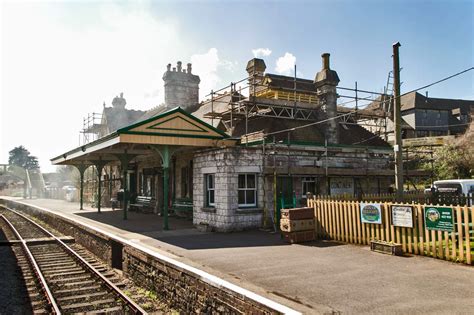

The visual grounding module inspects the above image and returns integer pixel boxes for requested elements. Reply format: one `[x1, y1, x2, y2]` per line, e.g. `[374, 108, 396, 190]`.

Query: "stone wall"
[0, 199, 285, 314]
[124, 246, 277, 314]
[193, 147, 264, 232]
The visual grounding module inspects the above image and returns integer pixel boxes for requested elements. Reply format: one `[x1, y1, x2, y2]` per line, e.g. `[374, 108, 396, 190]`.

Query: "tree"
[430, 144, 472, 180]
[8, 146, 40, 170]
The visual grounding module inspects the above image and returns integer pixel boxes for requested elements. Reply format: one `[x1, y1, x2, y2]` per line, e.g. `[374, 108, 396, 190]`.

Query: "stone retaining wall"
[0, 199, 287, 314]
[124, 246, 276, 314]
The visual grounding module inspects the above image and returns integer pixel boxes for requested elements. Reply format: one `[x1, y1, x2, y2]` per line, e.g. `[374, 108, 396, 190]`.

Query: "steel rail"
[0, 213, 61, 314]
[4, 207, 147, 315]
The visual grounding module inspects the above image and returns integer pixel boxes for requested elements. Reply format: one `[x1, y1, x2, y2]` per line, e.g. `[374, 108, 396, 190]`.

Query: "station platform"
[4, 197, 474, 314]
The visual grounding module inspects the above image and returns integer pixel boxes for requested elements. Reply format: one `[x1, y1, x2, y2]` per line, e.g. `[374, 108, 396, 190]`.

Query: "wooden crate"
[280, 218, 315, 232]
[281, 230, 316, 244]
[281, 207, 314, 220]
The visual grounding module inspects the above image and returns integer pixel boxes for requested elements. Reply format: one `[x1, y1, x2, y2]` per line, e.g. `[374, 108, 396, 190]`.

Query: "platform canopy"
[51, 107, 235, 166]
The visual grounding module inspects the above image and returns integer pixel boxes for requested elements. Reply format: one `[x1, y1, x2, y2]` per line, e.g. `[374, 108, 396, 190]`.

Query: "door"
[276, 176, 295, 229]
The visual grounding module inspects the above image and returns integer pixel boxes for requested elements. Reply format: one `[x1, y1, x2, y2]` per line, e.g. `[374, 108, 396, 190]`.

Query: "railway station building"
[52, 54, 409, 232]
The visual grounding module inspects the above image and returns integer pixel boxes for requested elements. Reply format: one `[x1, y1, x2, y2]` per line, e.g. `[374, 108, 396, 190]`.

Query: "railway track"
[0, 205, 147, 314]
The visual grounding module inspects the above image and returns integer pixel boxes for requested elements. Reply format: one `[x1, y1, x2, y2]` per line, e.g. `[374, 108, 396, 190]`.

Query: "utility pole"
[393, 42, 404, 200]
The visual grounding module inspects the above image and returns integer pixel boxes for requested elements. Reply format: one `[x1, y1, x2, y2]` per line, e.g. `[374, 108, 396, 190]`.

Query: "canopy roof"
[51, 107, 235, 165]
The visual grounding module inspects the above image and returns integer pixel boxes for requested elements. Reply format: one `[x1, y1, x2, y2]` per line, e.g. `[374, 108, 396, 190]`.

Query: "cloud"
[275, 52, 296, 75]
[191, 48, 236, 98]
[252, 48, 272, 58]
[1, 2, 187, 171]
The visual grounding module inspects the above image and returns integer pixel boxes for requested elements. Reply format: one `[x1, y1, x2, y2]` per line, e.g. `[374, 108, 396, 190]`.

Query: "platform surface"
[5, 197, 474, 314]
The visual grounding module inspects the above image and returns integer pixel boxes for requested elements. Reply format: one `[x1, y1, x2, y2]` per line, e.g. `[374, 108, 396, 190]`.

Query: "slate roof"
[230, 116, 390, 148]
[263, 74, 316, 93]
[400, 92, 474, 112]
[103, 107, 145, 133]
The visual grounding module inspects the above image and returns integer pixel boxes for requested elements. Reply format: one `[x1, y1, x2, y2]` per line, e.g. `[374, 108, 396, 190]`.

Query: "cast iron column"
[115, 152, 136, 220]
[149, 145, 176, 231]
[74, 164, 88, 210]
[162, 145, 170, 230]
[93, 161, 107, 214]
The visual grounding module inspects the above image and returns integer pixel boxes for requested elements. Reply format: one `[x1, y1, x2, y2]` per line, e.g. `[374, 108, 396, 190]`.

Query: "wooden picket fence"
[314, 190, 426, 203]
[308, 198, 474, 265]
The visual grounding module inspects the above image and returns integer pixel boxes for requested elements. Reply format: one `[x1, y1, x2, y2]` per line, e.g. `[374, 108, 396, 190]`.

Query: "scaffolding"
[202, 71, 390, 142]
[79, 112, 104, 145]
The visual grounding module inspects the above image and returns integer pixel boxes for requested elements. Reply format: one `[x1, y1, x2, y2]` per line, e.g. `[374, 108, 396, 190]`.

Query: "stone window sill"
[201, 207, 216, 213]
[236, 208, 263, 214]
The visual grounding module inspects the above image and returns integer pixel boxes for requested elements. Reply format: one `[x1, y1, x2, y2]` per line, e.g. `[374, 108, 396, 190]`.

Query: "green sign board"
[424, 206, 454, 232]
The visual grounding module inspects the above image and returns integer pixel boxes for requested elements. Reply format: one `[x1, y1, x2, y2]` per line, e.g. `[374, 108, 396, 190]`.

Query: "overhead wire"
[261, 66, 474, 138]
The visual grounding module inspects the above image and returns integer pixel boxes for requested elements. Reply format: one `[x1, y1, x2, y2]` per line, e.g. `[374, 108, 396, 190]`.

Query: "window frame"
[205, 174, 215, 207]
[302, 177, 317, 196]
[238, 173, 257, 208]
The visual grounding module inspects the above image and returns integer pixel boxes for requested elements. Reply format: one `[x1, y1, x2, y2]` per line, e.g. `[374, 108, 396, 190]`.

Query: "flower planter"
[370, 240, 403, 256]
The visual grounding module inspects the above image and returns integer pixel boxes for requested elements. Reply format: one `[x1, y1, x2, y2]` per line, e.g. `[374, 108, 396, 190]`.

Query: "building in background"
[53, 54, 429, 232]
[358, 92, 474, 147]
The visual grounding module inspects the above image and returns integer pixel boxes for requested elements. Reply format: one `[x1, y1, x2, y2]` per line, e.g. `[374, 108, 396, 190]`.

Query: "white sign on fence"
[360, 203, 382, 224]
[391, 205, 414, 228]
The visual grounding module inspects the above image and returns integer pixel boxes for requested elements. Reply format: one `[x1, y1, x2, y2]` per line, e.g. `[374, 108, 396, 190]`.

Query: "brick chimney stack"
[315, 53, 340, 144]
[163, 61, 200, 110]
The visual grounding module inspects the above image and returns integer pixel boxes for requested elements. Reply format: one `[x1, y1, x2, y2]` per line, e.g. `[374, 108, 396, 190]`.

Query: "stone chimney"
[315, 53, 340, 144]
[111, 92, 126, 109]
[246, 58, 266, 96]
[163, 61, 200, 110]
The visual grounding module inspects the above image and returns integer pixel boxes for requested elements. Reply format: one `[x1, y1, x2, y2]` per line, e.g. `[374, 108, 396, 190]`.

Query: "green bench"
[130, 196, 156, 214]
[172, 198, 193, 218]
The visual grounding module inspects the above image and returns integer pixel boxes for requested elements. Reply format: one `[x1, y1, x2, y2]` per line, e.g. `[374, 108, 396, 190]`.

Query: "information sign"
[424, 206, 454, 232]
[391, 205, 413, 228]
[360, 203, 382, 224]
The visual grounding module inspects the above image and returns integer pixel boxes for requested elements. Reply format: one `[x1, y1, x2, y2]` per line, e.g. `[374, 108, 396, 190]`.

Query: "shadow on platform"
[75, 210, 194, 233]
[71, 207, 342, 251]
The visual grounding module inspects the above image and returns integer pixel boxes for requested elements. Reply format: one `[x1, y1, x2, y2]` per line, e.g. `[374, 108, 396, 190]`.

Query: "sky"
[1, 0, 473, 172]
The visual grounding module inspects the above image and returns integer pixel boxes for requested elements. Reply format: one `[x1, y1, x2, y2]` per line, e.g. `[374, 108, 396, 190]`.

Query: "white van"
[432, 179, 474, 196]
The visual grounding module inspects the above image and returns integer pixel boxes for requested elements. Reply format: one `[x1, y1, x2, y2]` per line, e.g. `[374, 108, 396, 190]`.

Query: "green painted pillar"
[80, 171, 84, 210]
[149, 144, 175, 230]
[76, 165, 88, 210]
[98, 171, 102, 213]
[122, 167, 128, 220]
[94, 162, 106, 214]
[114, 152, 136, 220]
[162, 145, 170, 231]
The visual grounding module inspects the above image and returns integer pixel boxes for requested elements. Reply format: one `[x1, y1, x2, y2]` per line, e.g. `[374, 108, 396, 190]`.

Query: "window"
[238, 174, 257, 207]
[302, 177, 317, 196]
[181, 166, 188, 198]
[205, 174, 215, 207]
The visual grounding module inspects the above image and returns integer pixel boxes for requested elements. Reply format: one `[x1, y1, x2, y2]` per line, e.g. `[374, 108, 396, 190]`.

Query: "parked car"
[426, 179, 474, 206]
